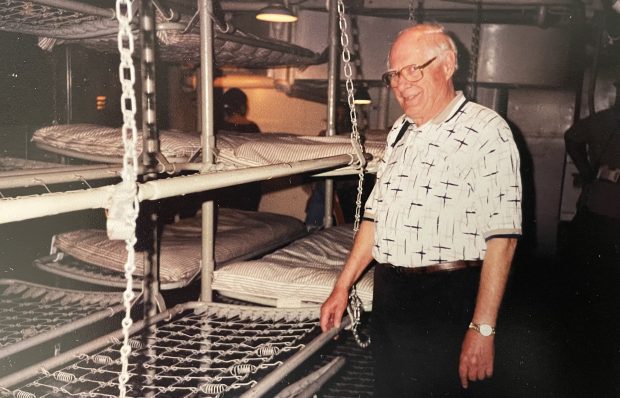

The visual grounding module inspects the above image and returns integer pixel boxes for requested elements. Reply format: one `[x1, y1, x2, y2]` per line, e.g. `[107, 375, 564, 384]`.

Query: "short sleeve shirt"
[365, 93, 522, 268]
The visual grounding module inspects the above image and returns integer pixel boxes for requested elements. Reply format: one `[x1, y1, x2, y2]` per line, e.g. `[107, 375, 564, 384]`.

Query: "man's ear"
[442, 51, 457, 80]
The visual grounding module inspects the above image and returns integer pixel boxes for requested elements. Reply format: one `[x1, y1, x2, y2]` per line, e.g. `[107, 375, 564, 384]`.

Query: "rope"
[111, 0, 140, 395]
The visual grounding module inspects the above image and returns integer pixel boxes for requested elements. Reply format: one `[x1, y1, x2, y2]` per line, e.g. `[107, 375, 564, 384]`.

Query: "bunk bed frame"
[0, 0, 368, 396]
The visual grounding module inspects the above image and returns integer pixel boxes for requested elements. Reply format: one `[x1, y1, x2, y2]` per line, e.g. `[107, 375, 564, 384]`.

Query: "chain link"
[114, 0, 139, 395]
[467, 1, 482, 101]
[336, 0, 371, 349]
[336, 0, 365, 232]
[409, 0, 415, 22]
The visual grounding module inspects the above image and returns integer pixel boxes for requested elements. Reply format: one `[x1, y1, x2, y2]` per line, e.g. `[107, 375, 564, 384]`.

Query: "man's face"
[389, 32, 453, 124]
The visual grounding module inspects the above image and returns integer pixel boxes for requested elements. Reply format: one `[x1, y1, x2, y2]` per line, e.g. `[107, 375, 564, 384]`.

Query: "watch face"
[479, 324, 493, 336]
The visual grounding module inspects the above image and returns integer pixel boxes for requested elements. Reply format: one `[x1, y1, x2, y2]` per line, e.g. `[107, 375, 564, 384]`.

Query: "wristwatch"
[468, 322, 496, 337]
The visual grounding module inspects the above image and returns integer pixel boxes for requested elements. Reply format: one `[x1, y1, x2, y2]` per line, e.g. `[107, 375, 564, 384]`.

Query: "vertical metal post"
[199, 0, 215, 302]
[377, 86, 390, 130]
[324, 0, 339, 228]
[140, 0, 160, 320]
[65, 46, 73, 124]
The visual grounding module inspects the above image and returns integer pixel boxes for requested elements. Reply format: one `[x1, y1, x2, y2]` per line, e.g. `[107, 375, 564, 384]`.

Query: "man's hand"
[320, 287, 349, 332]
[458, 329, 495, 389]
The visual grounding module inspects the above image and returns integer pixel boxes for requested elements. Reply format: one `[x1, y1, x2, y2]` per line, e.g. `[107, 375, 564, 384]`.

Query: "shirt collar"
[403, 91, 467, 128]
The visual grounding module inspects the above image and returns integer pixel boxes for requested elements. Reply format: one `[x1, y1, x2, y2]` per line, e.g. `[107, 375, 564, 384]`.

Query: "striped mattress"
[51, 208, 306, 285]
[31, 124, 387, 169]
[212, 225, 374, 310]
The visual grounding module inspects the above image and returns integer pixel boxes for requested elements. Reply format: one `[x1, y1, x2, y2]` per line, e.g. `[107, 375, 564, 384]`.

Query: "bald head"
[388, 23, 458, 70]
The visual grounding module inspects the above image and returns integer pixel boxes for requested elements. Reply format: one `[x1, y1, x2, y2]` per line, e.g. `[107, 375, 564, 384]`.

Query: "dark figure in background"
[217, 88, 262, 211]
[320, 24, 522, 397]
[220, 88, 261, 133]
[563, 81, 620, 397]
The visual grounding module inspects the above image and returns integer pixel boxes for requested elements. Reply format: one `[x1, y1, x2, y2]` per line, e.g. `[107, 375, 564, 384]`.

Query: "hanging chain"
[408, 0, 415, 22]
[337, 0, 371, 349]
[347, 285, 371, 348]
[113, 0, 140, 395]
[467, 1, 482, 101]
[336, 0, 365, 233]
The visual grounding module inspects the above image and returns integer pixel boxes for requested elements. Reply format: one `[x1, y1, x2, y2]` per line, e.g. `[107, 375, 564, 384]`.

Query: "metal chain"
[346, 286, 371, 348]
[337, 0, 371, 349]
[467, 1, 482, 101]
[336, 0, 365, 233]
[409, 0, 415, 22]
[114, 0, 140, 395]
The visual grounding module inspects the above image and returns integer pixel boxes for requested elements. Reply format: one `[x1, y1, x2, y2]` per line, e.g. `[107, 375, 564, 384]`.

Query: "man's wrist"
[468, 322, 496, 337]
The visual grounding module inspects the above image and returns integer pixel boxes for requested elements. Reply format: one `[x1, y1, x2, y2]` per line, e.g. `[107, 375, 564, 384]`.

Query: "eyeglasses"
[381, 56, 437, 87]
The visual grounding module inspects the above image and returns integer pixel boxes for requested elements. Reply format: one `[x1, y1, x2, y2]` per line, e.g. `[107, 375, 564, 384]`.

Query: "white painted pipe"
[0, 155, 354, 225]
[138, 155, 354, 201]
[0, 185, 113, 224]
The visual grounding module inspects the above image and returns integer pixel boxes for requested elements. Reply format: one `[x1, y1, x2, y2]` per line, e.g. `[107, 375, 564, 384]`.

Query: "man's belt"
[385, 260, 482, 274]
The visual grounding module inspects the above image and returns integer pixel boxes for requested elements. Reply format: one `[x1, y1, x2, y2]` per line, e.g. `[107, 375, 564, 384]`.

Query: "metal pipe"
[0, 303, 125, 360]
[0, 166, 120, 190]
[323, 0, 339, 229]
[0, 156, 354, 224]
[30, 0, 114, 18]
[0, 185, 114, 224]
[199, 0, 215, 303]
[240, 317, 351, 398]
[346, 7, 575, 26]
[138, 155, 354, 201]
[0, 163, 203, 190]
[65, 46, 72, 124]
[377, 86, 390, 130]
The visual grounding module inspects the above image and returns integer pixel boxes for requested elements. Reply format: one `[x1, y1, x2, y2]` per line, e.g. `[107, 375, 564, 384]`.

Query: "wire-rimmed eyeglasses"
[381, 56, 437, 87]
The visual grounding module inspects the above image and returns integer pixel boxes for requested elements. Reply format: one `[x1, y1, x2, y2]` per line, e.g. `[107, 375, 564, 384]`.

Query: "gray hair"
[386, 23, 458, 70]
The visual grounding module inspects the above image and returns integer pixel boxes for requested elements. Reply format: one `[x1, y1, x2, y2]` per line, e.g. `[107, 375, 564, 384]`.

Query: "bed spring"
[0, 279, 125, 361]
[0, 302, 327, 398]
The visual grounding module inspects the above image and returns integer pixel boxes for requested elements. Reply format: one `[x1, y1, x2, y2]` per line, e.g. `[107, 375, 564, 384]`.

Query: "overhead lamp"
[256, 3, 298, 23]
[353, 86, 372, 105]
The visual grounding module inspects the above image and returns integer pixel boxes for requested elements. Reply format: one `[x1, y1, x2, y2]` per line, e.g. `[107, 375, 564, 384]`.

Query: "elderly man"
[320, 23, 522, 396]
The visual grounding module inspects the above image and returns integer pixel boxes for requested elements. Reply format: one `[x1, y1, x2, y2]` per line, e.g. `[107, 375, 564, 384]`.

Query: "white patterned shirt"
[364, 92, 522, 268]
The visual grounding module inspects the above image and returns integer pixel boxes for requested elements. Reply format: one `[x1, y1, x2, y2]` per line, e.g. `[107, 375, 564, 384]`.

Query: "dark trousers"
[371, 263, 488, 397]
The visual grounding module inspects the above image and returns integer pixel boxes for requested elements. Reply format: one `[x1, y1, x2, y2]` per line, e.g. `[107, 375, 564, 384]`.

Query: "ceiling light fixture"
[256, 3, 298, 23]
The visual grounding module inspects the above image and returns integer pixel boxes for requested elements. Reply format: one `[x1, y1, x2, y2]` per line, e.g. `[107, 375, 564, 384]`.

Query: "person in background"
[563, 81, 620, 396]
[220, 88, 261, 133]
[217, 87, 262, 210]
[320, 23, 522, 396]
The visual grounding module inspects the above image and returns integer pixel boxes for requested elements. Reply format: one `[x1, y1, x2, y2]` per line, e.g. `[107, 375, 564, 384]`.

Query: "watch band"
[468, 322, 496, 336]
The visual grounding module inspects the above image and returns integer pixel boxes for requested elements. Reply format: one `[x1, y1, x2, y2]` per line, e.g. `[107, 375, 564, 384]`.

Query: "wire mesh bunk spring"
[1, 303, 322, 397]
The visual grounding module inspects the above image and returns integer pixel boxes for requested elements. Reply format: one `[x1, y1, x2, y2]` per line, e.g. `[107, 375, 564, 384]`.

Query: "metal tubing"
[0, 302, 194, 389]
[138, 155, 354, 201]
[199, 0, 215, 303]
[0, 166, 120, 190]
[0, 163, 204, 190]
[65, 47, 72, 124]
[0, 185, 113, 224]
[377, 86, 390, 130]
[240, 317, 351, 398]
[323, 0, 339, 228]
[0, 156, 354, 224]
[0, 303, 125, 360]
[30, 0, 114, 18]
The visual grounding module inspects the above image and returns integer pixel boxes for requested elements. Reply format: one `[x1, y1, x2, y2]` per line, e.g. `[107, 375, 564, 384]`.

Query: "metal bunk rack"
[0, 0, 368, 396]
